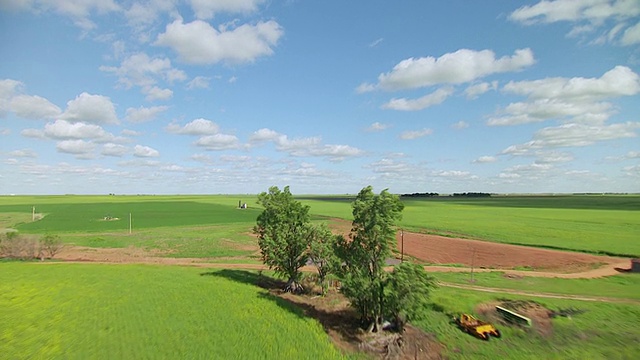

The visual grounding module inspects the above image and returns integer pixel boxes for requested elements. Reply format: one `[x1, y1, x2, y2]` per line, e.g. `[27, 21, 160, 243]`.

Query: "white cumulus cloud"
[155, 18, 284, 65]
[359, 48, 534, 92]
[56, 139, 95, 157]
[133, 144, 160, 157]
[194, 133, 241, 150]
[60, 92, 119, 125]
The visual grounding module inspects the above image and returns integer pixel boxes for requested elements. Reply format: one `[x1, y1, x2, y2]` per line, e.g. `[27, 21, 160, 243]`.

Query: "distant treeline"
[400, 192, 439, 198]
[451, 192, 492, 198]
[400, 192, 492, 198]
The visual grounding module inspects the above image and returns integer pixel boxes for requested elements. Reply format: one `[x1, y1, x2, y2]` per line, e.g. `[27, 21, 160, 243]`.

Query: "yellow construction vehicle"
[454, 314, 502, 340]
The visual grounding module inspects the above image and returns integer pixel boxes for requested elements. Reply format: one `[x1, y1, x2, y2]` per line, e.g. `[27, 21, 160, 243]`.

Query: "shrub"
[40, 234, 63, 259]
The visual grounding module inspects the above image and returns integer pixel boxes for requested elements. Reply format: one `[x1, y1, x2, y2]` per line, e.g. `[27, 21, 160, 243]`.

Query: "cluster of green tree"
[451, 192, 492, 197]
[254, 185, 435, 332]
[400, 192, 440, 198]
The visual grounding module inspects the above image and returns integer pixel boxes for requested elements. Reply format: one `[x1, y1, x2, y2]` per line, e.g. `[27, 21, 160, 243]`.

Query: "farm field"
[433, 271, 640, 301]
[0, 262, 345, 360]
[417, 286, 640, 359]
[301, 195, 640, 257]
[1, 194, 639, 359]
[2, 263, 638, 360]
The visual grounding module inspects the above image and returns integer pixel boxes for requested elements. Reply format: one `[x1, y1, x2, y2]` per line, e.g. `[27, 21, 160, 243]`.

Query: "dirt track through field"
[439, 282, 640, 304]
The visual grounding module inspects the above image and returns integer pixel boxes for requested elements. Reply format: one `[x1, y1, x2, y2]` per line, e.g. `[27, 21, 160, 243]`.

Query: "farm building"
[631, 259, 640, 273]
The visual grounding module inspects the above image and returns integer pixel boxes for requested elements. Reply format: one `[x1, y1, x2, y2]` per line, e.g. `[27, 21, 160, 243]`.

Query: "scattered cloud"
[365, 122, 390, 132]
[358, 48, 534, 92]
[60, 92, 119, 125]
[382, 87, 454, 111]
[166, 118, 220, 135]
[0, 79, 60, 120]
[473, 156, 497, 164]
[488, 66, 640, 126]
[1, 0, 120, 30]
[464, 81, 498, 99]
[144, 86, 173, 101]
[133, 144, 160, 157]
[509, 0, 640, 46]
[188, 0, 266, 19]
[432, 170, 478, 180]
[9, 95, 61, 119]
[501, 122, 639, 156]
[369, 37, 384, 48]
[155, 18, 284, 65]
[194, 133, 241, 150]
[125, 105, 169, 123]
[451, 120, 469, 130]
[399, 128, 433, 140]
[56, 139, 95, 158]
[101, 143, 129, 157]
[190, 153, 213, 164]
[502, 66, 639, 102]
[100, 53, 185, 100]
[367, 158, 413, 174]
[248, 128, 364, 161]
[44, 120, 114, 141]
[8, 149, 37, 158]
[187, 76, 210, 89]
[620, 21, 640, 45]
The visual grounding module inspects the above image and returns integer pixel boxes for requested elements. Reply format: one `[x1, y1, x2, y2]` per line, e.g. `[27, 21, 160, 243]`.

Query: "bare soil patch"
[262, 281, 443, 359]
[397, 231, 623, 273]
[476, 299, 556, 338]
[327, 218, 622, 273]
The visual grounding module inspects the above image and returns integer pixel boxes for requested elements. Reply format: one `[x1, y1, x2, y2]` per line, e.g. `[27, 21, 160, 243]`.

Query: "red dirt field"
[395, 231, 624, 273]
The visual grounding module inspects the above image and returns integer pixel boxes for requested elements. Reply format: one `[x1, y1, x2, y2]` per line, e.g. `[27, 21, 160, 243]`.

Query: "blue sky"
[1, 0, 639, 195]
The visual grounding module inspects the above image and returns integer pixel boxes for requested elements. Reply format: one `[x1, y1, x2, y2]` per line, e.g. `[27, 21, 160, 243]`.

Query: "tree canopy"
[335, 186, 404, 332]
[254, 186, 310, 292]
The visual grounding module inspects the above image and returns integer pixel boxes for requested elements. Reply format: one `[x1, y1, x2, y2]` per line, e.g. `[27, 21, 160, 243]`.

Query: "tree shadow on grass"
[200, 269, 286, 290]
[200, 269, 362, 345]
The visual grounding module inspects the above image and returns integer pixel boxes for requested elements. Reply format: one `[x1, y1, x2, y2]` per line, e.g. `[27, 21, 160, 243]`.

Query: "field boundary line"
[439, 282, 640, 304]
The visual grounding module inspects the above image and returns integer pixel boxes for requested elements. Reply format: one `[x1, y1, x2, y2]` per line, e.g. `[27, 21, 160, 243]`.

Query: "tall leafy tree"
[385, 262, 436, 332]
[307, 224, 341, 295]
[254, 186, 310, 293]
[336, 186, 404, 332]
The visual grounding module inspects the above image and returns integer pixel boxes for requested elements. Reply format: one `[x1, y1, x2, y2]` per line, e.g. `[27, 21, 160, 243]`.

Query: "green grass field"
[418, 286, 640, 360]
[301, 195, 640, 257]
[434, 272, 640, 301]
[0, 263, 344, 359]
[0, 195, 262, 258]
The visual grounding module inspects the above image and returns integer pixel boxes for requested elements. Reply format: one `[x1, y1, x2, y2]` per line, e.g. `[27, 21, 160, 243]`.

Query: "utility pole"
[401, 229, 404, 263]
[32, 206, 35, 221]
[470, 248, 476, 283]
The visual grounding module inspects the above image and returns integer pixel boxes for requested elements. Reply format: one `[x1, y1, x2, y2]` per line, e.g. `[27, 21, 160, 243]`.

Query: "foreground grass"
[420, 286, 640, 359]
[0, 263, 343, 359]
[433, 271, 640, 301]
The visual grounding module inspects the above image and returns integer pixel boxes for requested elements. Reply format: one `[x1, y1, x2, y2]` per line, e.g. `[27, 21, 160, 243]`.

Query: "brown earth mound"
[476, 299, 554, 337]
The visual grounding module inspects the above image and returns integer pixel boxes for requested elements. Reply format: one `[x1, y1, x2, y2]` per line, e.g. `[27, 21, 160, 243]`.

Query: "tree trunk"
[284, 278, 304, 293]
